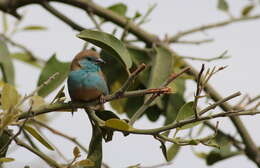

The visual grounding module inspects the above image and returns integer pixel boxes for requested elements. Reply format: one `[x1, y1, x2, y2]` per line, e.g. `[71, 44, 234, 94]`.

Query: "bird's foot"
[99, 95, 106, 104]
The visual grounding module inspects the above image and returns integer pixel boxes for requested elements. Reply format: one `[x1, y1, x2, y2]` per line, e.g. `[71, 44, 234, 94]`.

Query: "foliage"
[0, 1, 259, 168]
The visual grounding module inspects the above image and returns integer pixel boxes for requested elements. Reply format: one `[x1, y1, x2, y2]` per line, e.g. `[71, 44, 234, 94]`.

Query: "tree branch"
[169, 14, 260, 42]
[1, 0, 260, 165]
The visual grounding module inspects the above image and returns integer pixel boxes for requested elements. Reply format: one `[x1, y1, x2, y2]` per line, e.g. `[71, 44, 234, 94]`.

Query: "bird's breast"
[67, 69, 108, 101]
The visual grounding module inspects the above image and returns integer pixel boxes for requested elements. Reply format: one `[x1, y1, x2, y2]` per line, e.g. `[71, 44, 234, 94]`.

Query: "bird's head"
[70, 50, 105, 71]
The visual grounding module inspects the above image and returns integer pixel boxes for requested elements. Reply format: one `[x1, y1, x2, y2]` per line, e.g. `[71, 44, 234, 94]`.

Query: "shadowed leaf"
[128, 47, 151, 87]
[0, 39, 14, 84]
[105, 119, 130, 131]
[241, 4, 254, 16]
[146, 105, 161, 122]
[37, 54, 70, 97]
[95, 110, 119, 121]
[24, 125, 54, 151]
[77, 30, 132, 70]
[167, 144, 180, 161]
[0, 131, 12, 158]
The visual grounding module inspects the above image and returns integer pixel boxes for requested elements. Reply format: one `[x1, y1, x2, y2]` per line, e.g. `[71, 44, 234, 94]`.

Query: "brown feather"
[70, 50, 100, 71]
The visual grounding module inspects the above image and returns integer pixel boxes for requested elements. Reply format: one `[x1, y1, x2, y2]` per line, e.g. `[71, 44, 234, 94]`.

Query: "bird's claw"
[99, 95, 106, 104]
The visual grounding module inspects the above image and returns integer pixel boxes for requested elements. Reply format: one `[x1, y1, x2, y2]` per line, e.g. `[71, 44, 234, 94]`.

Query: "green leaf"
[37, 54, 70, 97]
[133, 11, 142, 20]
[108, 3, 127, 16]
[0, 157, 15, 163]
[109, 81, 127, 114]
[167, 144, 180, 161]
[23, 125, 54, 151]
[77, 29, 132, 70]
[10, 52, 41, 68]
[21, 25, 47, 31]
[148, 46, 174, 89]
[175, 101, 201, 130]
[1, 83, 20, 110]
[0, 39, 15, 84]
[101, 50, 128, 85]
[165, 94, 186, 125]
[125, 95, 144, 118]
[128, 47, 151, 86]
[105, 119, 130, 131]
[176, 101, 194, 121]
[241, 4, 254, 16]
[217, 0, 229, 12]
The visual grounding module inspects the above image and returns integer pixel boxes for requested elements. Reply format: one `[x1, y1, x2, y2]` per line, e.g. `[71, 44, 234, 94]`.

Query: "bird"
[67, 49, 109, 109]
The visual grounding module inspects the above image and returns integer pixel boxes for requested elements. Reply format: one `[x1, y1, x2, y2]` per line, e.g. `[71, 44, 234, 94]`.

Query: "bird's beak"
[96, 58, 106, 64]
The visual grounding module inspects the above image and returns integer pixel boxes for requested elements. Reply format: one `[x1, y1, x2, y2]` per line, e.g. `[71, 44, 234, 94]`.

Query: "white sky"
[1, 0, 260, 168]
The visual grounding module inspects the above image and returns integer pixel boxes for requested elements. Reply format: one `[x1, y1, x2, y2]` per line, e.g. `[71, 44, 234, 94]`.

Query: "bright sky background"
[1, 0, 260, 168]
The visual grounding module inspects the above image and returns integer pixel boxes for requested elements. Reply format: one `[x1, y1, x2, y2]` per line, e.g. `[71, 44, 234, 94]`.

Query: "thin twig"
[140, 162, 172, 168]
[125, 109, 260, 135]
[179, 54, 230, 62]
[0, 33, 45, 66]
[115, 63, 146, 95]
[137, 4, 157, 26]
[173, 38, 214, 45]
[193, 64, 205, 119]
[14, 137, 61, 168]
[199, 91, 241, 116]
[204, 121, 243, 150]
[17, 72, 59, 107]
[34, 124, 68, 162]
[86, 10, 102, 31]
[169, 15, 260, 42]
[32, 119, 88, 153]
[41, 2, 86, 31]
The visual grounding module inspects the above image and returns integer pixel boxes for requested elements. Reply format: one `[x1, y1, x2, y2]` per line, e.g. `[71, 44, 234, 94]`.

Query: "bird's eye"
[86, 57, 91, 61]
